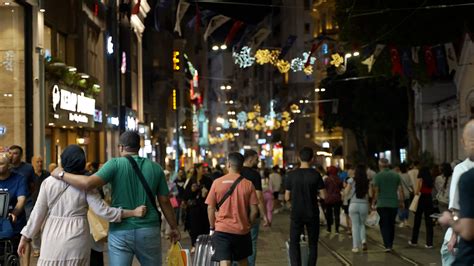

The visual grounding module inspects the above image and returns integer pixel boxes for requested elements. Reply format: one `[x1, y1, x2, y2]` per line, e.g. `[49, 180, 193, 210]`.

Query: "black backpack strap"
[216, 176, 244, 211]
[125, 155, 162, 224]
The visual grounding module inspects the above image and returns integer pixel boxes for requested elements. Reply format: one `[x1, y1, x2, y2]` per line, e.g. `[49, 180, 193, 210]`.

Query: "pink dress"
[21, 177, 122, 266]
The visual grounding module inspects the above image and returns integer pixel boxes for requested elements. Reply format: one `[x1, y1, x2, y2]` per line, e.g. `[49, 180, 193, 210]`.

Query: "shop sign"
[94, 109, 103, 123]
[126, 115, 138, 131]
[48, 84, 95, 128]
[107, 116, 119, 127]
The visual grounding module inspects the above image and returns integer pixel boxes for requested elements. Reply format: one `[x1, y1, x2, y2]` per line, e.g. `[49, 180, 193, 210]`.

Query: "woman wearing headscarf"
[17, 145, 147, 265]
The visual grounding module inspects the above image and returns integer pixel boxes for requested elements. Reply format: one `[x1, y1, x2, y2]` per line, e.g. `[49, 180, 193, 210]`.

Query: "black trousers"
[410, 194, 434, 246]
[90, 249, 104, 266]
[325, 202, 342, 232]
[289, 218, 319, 266]
[377, 207, 398, 249]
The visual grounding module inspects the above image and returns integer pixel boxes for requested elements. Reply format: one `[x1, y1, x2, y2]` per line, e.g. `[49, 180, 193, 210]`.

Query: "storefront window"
[0, 3, 25, 152]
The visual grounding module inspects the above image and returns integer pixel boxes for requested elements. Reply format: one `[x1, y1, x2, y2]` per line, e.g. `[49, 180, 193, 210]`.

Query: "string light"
[232, 46, 255, 68]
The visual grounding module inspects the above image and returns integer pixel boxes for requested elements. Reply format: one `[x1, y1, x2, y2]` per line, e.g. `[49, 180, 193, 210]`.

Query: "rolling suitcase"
[286, 235, 309, 266]
[193, 234, 219, 266]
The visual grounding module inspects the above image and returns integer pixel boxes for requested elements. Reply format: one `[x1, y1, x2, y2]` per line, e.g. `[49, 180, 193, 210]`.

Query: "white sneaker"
[352, 248, 359, 253]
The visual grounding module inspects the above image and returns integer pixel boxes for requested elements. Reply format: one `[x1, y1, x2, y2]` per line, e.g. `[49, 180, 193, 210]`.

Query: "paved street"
[29, 208, 444, 265]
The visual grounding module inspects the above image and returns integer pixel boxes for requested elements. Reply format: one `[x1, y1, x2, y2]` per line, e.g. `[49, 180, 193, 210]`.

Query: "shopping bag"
[87, 209, 109, 242]
[170, 196, 179, 208]
[181, 247, 191, 266]
[319, 206, 326, 225]
[167, 242, 186, 266]
[365, 211, 380, 227]
[409, 195, 420, 212]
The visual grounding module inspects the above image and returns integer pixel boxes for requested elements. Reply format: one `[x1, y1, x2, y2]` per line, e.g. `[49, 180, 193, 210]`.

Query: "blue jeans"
[248, 220, 260, 266]
[440, 239, 456, 266]
[349, 202, 369, 249]
[108, 227, 162, 266]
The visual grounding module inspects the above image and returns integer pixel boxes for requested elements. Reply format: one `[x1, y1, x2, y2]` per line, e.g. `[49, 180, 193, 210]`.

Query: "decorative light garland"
[232, 46, 317, 75]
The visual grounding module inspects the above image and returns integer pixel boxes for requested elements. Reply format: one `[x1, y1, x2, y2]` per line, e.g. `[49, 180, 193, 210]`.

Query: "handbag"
[409, 194, 420, 212]
[87, 209, 109, 242]
[365, 211, 380, 227]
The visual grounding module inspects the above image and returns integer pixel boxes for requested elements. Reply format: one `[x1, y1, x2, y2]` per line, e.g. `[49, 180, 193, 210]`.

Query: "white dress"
[21, 177, 122, 266]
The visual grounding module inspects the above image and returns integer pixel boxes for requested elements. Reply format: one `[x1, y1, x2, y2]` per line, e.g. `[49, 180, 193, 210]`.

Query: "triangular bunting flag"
[204, 15, 230, 41]
[444, 43, 458, 74]
[173, 0, 190, 36]
[249, 27, 271, 51]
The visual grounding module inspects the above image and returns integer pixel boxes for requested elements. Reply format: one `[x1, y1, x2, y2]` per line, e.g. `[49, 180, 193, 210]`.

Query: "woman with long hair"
[409, 166, 434, 248]
[17, 145, 146, 265]
[344, 165, 370, 252]
[397, 163, 413, 228]
[183, 163, 212, 253]
[434, 163, 452, 213]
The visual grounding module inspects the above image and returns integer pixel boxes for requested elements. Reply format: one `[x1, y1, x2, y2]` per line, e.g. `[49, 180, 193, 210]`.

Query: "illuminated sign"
[126, 116, 138, 131]
[48, 84, 96, 127]
[172, 89, 177, 110]
[173, 51, 180, 71]
[94, 109, 103, 123]
[107, 36, 114, 55]
[107, 116, 119, 126]
[121, 52, 127, 74]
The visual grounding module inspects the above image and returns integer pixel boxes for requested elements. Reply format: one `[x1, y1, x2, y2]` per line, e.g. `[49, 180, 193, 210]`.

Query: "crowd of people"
[0, 120, 472, 265]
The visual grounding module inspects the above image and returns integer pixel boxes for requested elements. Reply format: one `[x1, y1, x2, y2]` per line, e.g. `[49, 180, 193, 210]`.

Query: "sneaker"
[362, 242, 368, 251]
[352, 248, 359, 253]
[384, 248, 392, 252]
[408, 241, 417, 247]
[425, 245, 433, 249]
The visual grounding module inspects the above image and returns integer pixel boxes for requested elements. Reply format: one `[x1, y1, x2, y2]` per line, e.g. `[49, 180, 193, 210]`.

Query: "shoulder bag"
[216, 176, 244, 211]
[125, 155, 162, 224]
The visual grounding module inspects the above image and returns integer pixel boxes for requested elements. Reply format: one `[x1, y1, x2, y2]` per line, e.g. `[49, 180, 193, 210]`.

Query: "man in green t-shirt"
[371, 158, 404, 252]
[51, 131, 179, 265]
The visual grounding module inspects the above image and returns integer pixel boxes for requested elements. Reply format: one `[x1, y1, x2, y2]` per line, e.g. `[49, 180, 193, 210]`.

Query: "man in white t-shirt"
[441, 120, 474, 265]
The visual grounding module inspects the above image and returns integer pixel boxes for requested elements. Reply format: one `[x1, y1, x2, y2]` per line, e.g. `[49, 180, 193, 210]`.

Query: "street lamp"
[220, 44, 227, 50]
[216, 116, 225, 124]
[212, 45, 219, 51]
[220, 85, 226, 90]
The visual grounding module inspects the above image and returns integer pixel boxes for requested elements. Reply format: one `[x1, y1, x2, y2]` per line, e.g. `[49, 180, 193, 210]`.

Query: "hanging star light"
[276, 59, 290, 73]
[255, 49, 272, 65]
[330, 53, 344, 67]
[233, 46, 255, 68]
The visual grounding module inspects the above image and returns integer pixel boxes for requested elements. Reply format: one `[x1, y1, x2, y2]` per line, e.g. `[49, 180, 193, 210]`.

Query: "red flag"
[424, 46, 437, 77]
[132, 0, 141, 15]
[224, 21, 244, 46]
[389, 46, 403, 76]
[195, 3, 201, 33]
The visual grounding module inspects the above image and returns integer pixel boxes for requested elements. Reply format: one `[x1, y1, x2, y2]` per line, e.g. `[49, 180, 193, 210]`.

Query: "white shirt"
[408, 168, 419, 192]
[269, 173, 282, 192]
[444, 158, 474, 241]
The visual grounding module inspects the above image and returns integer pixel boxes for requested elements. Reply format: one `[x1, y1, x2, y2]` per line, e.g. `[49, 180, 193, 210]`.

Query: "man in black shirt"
[439, 168, 474, 265]
[285, 147, 326, 266]
[241, 149, 269, 266]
